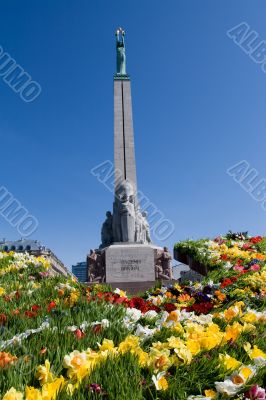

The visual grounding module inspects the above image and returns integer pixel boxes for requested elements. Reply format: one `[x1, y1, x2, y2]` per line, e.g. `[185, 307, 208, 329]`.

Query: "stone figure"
[112, 203, 118, 242]
[155, 259, 171, 280]
[100, 251, 106, 282]
[87, 249, 105, 283]
[115, 28, 126, 75]
[113, 179, 136, 243]
[100, 176, 153, 245]
[116, 179, 134, 200]
[112, 201, 121, 242]
[135, 208, 142, 242]
[100, 211, 113, 248]
[120, 192, 135, 242]
[87, 249, 97, 282]
[141, 211, 151, 244]
[161, 246, 173, 280]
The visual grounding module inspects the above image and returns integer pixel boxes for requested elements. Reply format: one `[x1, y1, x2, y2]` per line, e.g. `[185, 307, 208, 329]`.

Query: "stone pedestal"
[106, 243, 157, 283]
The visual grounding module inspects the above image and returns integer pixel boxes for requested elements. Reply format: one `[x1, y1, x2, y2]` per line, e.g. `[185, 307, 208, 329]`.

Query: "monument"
[88, 28, 172, 291]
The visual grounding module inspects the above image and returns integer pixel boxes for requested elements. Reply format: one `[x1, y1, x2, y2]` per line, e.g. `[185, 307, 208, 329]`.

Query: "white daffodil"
[155, 311, 169, 328]
[114, 288, 127, 297]
[125, 307, 142, 322]
[152, 371, 168, 391]
[67, 325, 78, 332]
[215, 379, 242, 396]
[100, 319, 110, 328]
[134, 324, 156, 341]
[143, 310, 158, 319]
[224, 261, 233, 270]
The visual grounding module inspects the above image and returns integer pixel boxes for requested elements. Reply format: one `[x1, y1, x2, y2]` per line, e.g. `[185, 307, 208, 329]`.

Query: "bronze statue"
[115, 28, 126, 75]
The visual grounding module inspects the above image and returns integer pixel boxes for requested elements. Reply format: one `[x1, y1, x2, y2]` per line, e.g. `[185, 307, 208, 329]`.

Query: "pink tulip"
[246, 385, 266, 400]
[250, 264, 260, 271]
[233, 265, 244, 271]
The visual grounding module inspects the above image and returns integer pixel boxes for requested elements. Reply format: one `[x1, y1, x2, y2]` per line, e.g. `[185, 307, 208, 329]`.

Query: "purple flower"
[39, 271, 50, 279]
[89, 383, 103, 393]
[249, 259, 261, 266]
[202, 285, 213, 294]
[195, 292, 211, 303]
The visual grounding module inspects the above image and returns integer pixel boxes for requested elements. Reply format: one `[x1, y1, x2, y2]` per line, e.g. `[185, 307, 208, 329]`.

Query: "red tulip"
[40, 347, 47, 354]
[92, 324, 102, 334]
[74, 329, 85, 339]
[0, 314, 7, 325]
[32, 304, 41, 312]
[47, 301, 56, 312]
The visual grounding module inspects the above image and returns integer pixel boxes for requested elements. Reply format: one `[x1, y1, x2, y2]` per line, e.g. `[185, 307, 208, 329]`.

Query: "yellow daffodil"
[25, 386, 42, 400]
[239, 366, 254, 380]
[242, 312, 258, 323]
[244, 343, 266, 365]
[224, 322, 243, 342]
[219, 353, 241, 371]
[41, 376, 65, 400]
[186, 339, 201, 355]
[0, 287, 5, 296]
[167, 336, 183, 349]
[167, 310, 179, 322]
[63, 350, 90, 382]
[231, 365, 255, 385]
[152, 372, 168, 391]
[204, 389, 216, 399]
[118, 335, 140, 353]
[250, 345, 266, 359]
[35, 360, 54, 386]
[2, 388, 23, 400]
[65, 382, 80, 396]
[134, 347, 149, 367]
[98, 338, 115, 352]
[148, 348, 172, 371]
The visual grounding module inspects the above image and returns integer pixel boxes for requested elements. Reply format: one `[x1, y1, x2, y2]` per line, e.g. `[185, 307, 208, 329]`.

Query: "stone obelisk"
[113, 41, 137, 198]
[89, 29, 172, 291]
[104, 28, 155, 288]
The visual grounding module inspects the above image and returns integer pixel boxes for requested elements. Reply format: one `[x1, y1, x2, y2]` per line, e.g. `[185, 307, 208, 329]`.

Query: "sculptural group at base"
[155, 247, 173, 280]
[87, 249, 105, 283]
[100, 179, 152, 249]
[87, 245, 173, 283]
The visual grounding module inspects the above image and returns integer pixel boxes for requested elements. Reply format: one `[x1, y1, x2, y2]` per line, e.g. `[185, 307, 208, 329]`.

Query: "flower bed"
[174, 232, 266, 276]
[0, 243, 265, 399]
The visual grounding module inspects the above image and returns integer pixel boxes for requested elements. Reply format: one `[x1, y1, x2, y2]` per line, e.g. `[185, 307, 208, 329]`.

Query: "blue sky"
[0, 0, 266, 269]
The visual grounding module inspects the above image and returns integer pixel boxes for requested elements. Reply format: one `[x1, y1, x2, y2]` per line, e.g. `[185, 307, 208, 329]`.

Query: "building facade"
[0, 239, 70, 277]
[72, 262, 87, 282]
